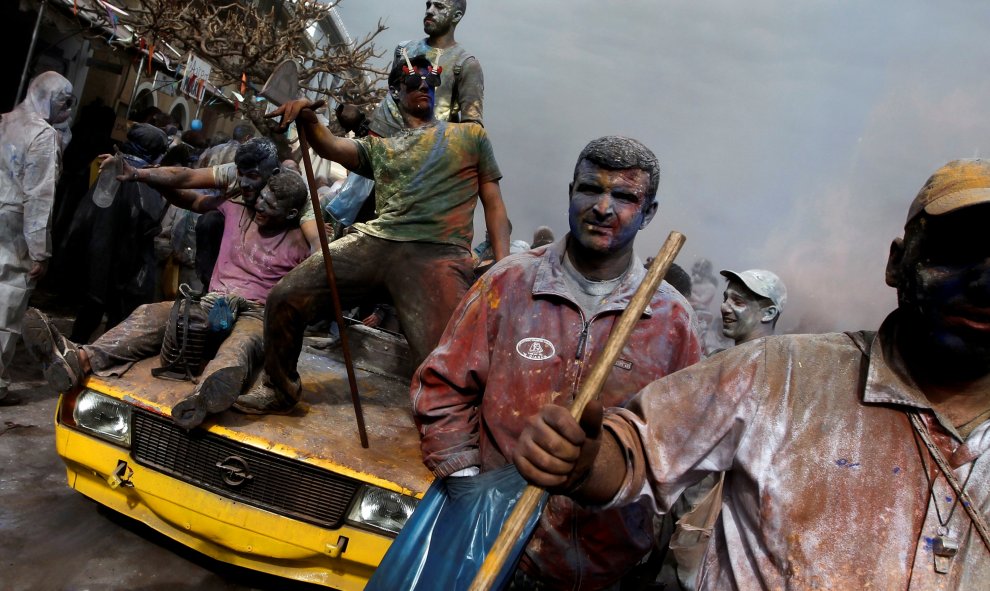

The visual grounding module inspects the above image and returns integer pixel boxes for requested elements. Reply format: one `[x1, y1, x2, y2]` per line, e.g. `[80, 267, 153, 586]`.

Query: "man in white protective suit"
[0, 71, 74, 405]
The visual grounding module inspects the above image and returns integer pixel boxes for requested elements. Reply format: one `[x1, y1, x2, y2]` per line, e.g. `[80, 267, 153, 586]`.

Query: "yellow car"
[54, 326, 432, 590]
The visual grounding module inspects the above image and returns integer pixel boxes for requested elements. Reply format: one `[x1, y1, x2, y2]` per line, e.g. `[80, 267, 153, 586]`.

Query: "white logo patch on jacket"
[516, 337, 556, 361]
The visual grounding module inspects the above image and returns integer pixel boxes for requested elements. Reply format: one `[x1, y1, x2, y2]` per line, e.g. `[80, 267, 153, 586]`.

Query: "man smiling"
[23, 171, 311, 430]
[718, 268, 786, 346]
[514, 159, 990, 589]
[118, 136, 281, 212]
[411, 136, 701, 589]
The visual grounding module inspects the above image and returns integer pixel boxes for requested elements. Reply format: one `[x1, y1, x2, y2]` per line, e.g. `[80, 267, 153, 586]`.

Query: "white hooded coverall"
[0, 71, 73, 392]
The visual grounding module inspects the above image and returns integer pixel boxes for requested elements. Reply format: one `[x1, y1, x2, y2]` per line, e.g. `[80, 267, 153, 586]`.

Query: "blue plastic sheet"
[326, 173, 374, 226]
[366, 464, 548, 591]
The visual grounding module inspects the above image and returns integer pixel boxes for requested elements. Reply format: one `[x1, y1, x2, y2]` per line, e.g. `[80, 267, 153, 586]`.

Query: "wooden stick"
[469, 231, 686, 591]
[296, 123, 369, 449]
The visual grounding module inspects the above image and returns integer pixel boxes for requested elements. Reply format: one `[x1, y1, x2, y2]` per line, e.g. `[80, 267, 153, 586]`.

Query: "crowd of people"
[3, 0, 990, 590]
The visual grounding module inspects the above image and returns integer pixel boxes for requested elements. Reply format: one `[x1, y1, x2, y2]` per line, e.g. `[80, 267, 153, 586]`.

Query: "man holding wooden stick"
[515, 159, 990, 588]
[411, 136, 702, 589]
[247, 54, 510, 413]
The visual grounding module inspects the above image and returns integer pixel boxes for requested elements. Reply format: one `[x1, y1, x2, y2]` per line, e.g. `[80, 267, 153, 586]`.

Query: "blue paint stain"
[945, 496, 954, 504]
[923, 537, 935, 552]
[835, 458, 861, 469]
[893, 466, 902, 474]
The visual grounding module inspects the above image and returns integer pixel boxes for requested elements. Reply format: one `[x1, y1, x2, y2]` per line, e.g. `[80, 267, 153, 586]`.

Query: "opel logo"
[216, 455, 254, 487]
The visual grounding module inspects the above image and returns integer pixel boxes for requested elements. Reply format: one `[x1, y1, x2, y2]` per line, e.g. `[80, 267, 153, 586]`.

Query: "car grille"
[131, 409, 361, 529]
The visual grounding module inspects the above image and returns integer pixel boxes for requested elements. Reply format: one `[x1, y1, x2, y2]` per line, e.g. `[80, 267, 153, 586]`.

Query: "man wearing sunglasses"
[241, 55, 510, 414]
[0, 71, 74, 406]
[369, 0, 483, 138]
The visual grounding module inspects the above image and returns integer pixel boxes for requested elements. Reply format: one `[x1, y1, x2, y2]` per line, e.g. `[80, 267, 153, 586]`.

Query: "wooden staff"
[469, 231, 687, 590]
[296, 123, 369, 449]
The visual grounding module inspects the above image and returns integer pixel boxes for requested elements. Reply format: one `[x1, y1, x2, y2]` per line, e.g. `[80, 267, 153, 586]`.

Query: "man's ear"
[285, 207, 300, 221]
[760, 305, 779, 324]
[885, 237, 905, 288]
[640, 200, 659, 230]
[452, 10, 464, 25]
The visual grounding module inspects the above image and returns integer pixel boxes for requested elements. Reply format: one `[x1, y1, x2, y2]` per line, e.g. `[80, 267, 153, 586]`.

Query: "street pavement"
[0, 296, 328, 591]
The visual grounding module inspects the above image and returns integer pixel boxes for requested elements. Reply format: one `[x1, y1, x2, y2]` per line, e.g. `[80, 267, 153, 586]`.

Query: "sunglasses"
[403, 72, 441, 90]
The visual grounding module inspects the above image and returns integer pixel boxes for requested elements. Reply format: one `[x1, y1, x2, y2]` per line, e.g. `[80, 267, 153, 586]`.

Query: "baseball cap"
[907, 159, 990, 225]
[720, 269, 787, 312]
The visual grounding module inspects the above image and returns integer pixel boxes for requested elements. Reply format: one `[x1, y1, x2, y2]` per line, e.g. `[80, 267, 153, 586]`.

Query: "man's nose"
[591, 194, 614, 217]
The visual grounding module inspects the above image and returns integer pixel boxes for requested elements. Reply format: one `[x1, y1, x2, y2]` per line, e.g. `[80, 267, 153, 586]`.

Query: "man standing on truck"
[368, 0, 484, 137]
[22, 170, 311, 430]
[513, 158, 990, 589]
[411, 136, 702, 589]
[233, 54, 510, 415]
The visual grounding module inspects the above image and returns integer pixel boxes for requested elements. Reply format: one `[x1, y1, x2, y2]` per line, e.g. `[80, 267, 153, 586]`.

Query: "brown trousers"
[262, 232, 474, 400]
[83, 300, 264, 393]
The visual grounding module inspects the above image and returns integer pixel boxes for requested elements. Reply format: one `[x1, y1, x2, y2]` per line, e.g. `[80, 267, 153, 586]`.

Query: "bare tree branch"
[63, 0, 388, 129]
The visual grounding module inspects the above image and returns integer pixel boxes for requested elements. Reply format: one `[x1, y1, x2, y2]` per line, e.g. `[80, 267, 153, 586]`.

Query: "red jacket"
[412, 239, 702, 590]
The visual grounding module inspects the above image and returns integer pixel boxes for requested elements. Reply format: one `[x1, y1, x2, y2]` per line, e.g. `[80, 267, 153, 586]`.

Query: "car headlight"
[72, 389, 132, 447]
[346, 485, 419, 536]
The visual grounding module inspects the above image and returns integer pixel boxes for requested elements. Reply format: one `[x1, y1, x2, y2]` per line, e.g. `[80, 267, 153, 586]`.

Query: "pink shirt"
[208, 200, 309, 304]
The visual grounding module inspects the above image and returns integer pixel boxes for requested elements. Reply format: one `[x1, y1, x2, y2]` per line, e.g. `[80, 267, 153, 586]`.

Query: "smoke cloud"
[337, 0, 990, 334]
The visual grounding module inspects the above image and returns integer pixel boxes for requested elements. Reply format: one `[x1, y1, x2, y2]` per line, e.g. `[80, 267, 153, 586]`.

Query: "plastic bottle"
[92, 155, 121, 208]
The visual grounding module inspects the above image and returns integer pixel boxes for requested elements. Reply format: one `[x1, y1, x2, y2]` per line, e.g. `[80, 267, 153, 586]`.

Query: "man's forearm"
[300, 119, 360, 170]
[479, 182, 510, 260]
[130, 166, 199, 188]
[154, 185, 216, 213]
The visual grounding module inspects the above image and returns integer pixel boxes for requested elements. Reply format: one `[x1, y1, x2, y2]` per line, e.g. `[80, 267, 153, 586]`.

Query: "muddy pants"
[263, 232, 474, 400]
[83, 300, 264, 392]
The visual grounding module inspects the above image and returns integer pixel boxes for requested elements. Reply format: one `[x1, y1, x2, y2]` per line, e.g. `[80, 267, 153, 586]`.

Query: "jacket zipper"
[575, 319, 590, 359]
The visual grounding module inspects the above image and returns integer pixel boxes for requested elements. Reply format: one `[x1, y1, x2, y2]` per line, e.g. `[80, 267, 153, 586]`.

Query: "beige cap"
[720, 269, 787, 312]
[907, 159, 990, 224]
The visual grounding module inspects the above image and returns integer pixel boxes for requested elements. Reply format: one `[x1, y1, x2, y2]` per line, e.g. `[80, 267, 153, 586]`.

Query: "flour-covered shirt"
[351, 121, 500, 251]
[208, 200, 309, 304]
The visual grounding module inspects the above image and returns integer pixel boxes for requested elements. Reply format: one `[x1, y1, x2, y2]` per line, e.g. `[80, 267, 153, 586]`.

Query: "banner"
[180, 54, 211, 102]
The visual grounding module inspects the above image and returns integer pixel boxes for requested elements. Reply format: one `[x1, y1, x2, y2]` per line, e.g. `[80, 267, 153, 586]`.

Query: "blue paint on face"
[567, 160, 656, 258]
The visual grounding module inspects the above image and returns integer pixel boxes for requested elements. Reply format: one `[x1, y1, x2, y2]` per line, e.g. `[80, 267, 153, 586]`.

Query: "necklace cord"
[910, 412, 990, 554]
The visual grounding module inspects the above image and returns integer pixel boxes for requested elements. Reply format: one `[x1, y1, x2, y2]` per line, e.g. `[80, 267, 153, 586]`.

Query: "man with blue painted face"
[244, 54, 510, 414]
[514, 159, 990, 589]
[369, 0, 483, 137]
[115, 136, 282, 214]
[411, 136, 702, 590]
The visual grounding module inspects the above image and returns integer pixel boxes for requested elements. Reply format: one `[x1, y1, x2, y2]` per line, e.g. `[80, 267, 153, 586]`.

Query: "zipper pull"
[576, 321, 590, 359]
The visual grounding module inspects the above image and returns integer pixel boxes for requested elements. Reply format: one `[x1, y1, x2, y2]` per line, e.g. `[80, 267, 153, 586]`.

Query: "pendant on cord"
[933, 526, 959, 574]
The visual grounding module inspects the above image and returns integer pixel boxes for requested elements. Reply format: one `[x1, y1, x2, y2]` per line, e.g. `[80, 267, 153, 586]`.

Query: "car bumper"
[55, 413, 392, 590]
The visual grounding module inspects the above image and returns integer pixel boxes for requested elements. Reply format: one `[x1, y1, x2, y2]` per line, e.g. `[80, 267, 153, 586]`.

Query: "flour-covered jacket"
[412, 238, 702, 590]
[606, 314, 990, 589]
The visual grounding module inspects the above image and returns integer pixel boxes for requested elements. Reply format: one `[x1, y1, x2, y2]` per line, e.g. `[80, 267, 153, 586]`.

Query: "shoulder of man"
[479, 248, 546, 292]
